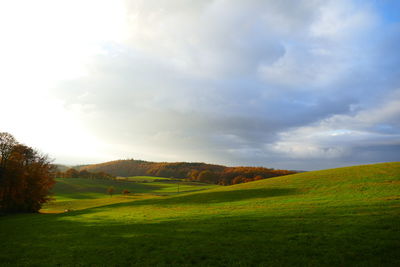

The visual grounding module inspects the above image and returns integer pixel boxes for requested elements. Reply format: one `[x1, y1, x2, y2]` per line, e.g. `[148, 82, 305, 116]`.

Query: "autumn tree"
[122, 189, 130, 195]
[0, 132, 54, 213]
[254, 175, 264, 181]
[107, 186, 115, 197]
[0, 133, 17, 182]
[232, 175, 246, 185]
[188, 169, 200, 180]
[64, 168, 79, 178]
[198, 170, 216, 183]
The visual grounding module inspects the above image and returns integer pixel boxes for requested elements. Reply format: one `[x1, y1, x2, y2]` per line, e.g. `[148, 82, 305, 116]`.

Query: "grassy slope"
[42, 177, 218, 213]
[1, 162, 399, 266]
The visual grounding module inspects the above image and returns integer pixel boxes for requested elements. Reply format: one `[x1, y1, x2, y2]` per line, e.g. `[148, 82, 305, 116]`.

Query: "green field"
[1, 162, 399, 266]
[42, 177, 218, 213]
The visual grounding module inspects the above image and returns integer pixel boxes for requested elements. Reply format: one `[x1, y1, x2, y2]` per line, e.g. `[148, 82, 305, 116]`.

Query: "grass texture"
[0, 162, 399, 266]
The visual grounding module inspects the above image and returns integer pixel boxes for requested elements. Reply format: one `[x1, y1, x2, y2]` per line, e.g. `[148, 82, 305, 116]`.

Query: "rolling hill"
[0, 162, 399, 266]
[77, 159, 226, 177]
[42, 176, 219, 213]
[77, 159, 296, 185]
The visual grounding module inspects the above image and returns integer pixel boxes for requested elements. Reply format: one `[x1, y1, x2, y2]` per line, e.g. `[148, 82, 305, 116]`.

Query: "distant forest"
[67, 159, 296, 185]
[55, 168, 114, 180]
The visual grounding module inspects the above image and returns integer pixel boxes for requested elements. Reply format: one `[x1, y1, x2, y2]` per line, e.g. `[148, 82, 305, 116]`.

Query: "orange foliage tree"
[107, 186, 115, 197]
[0, 132, 55, 213]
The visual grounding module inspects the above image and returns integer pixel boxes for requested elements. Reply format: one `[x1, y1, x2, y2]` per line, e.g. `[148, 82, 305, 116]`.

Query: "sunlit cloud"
[0, 0, 399, 169]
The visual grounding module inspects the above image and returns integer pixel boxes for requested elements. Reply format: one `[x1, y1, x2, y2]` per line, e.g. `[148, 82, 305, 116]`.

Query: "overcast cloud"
[1, 0, 399, 170]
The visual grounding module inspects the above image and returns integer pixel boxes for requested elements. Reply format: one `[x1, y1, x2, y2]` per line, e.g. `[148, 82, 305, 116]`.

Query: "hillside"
[52, 164, 70, 172]
[78, 159, 226, 177]
[78, 159, 296, 185]
[0, 162, 399, 266]
[42, 176, 218, 213]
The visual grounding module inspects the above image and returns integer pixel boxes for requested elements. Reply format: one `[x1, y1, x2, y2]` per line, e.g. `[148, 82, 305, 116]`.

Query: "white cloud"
[310, 1, 375, 39]
[1, 0, 399, 169]
[270, 91, 400, 159]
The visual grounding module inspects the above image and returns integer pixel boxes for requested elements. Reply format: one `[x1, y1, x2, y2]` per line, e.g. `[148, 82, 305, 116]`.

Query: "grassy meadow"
[0, 162, 399, 266]
[42, 176, 218, 213]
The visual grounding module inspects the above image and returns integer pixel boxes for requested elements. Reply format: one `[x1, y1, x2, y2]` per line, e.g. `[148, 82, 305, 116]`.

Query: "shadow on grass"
[53, 178, 167, 195]
[53, 193, 101, 200]
[63, 187, 300, 214]
[158, 187, 299, 204]
[0, 202, 398, 266]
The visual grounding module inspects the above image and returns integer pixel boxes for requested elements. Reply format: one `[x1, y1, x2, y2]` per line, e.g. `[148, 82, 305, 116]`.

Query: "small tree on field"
[122, 189, 130, 195]
[107, 186, 115, 197]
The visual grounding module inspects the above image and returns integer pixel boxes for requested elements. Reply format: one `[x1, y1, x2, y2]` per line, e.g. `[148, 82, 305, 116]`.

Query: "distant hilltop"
[69, 159, 296, 185]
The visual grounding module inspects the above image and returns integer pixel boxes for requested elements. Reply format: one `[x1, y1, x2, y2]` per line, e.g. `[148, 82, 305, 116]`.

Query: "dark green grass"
[0, 162, 399, 266]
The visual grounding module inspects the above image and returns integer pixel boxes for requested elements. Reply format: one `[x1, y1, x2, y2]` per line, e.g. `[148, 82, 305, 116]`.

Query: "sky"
[0, 0, 399, 170]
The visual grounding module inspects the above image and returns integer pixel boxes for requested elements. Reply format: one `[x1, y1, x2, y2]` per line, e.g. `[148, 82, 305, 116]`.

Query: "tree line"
[79, 159, 297, 185]
[56, 168, 115, 180]
[0, 132, 54, 213]
[189, 167, 296, 185]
